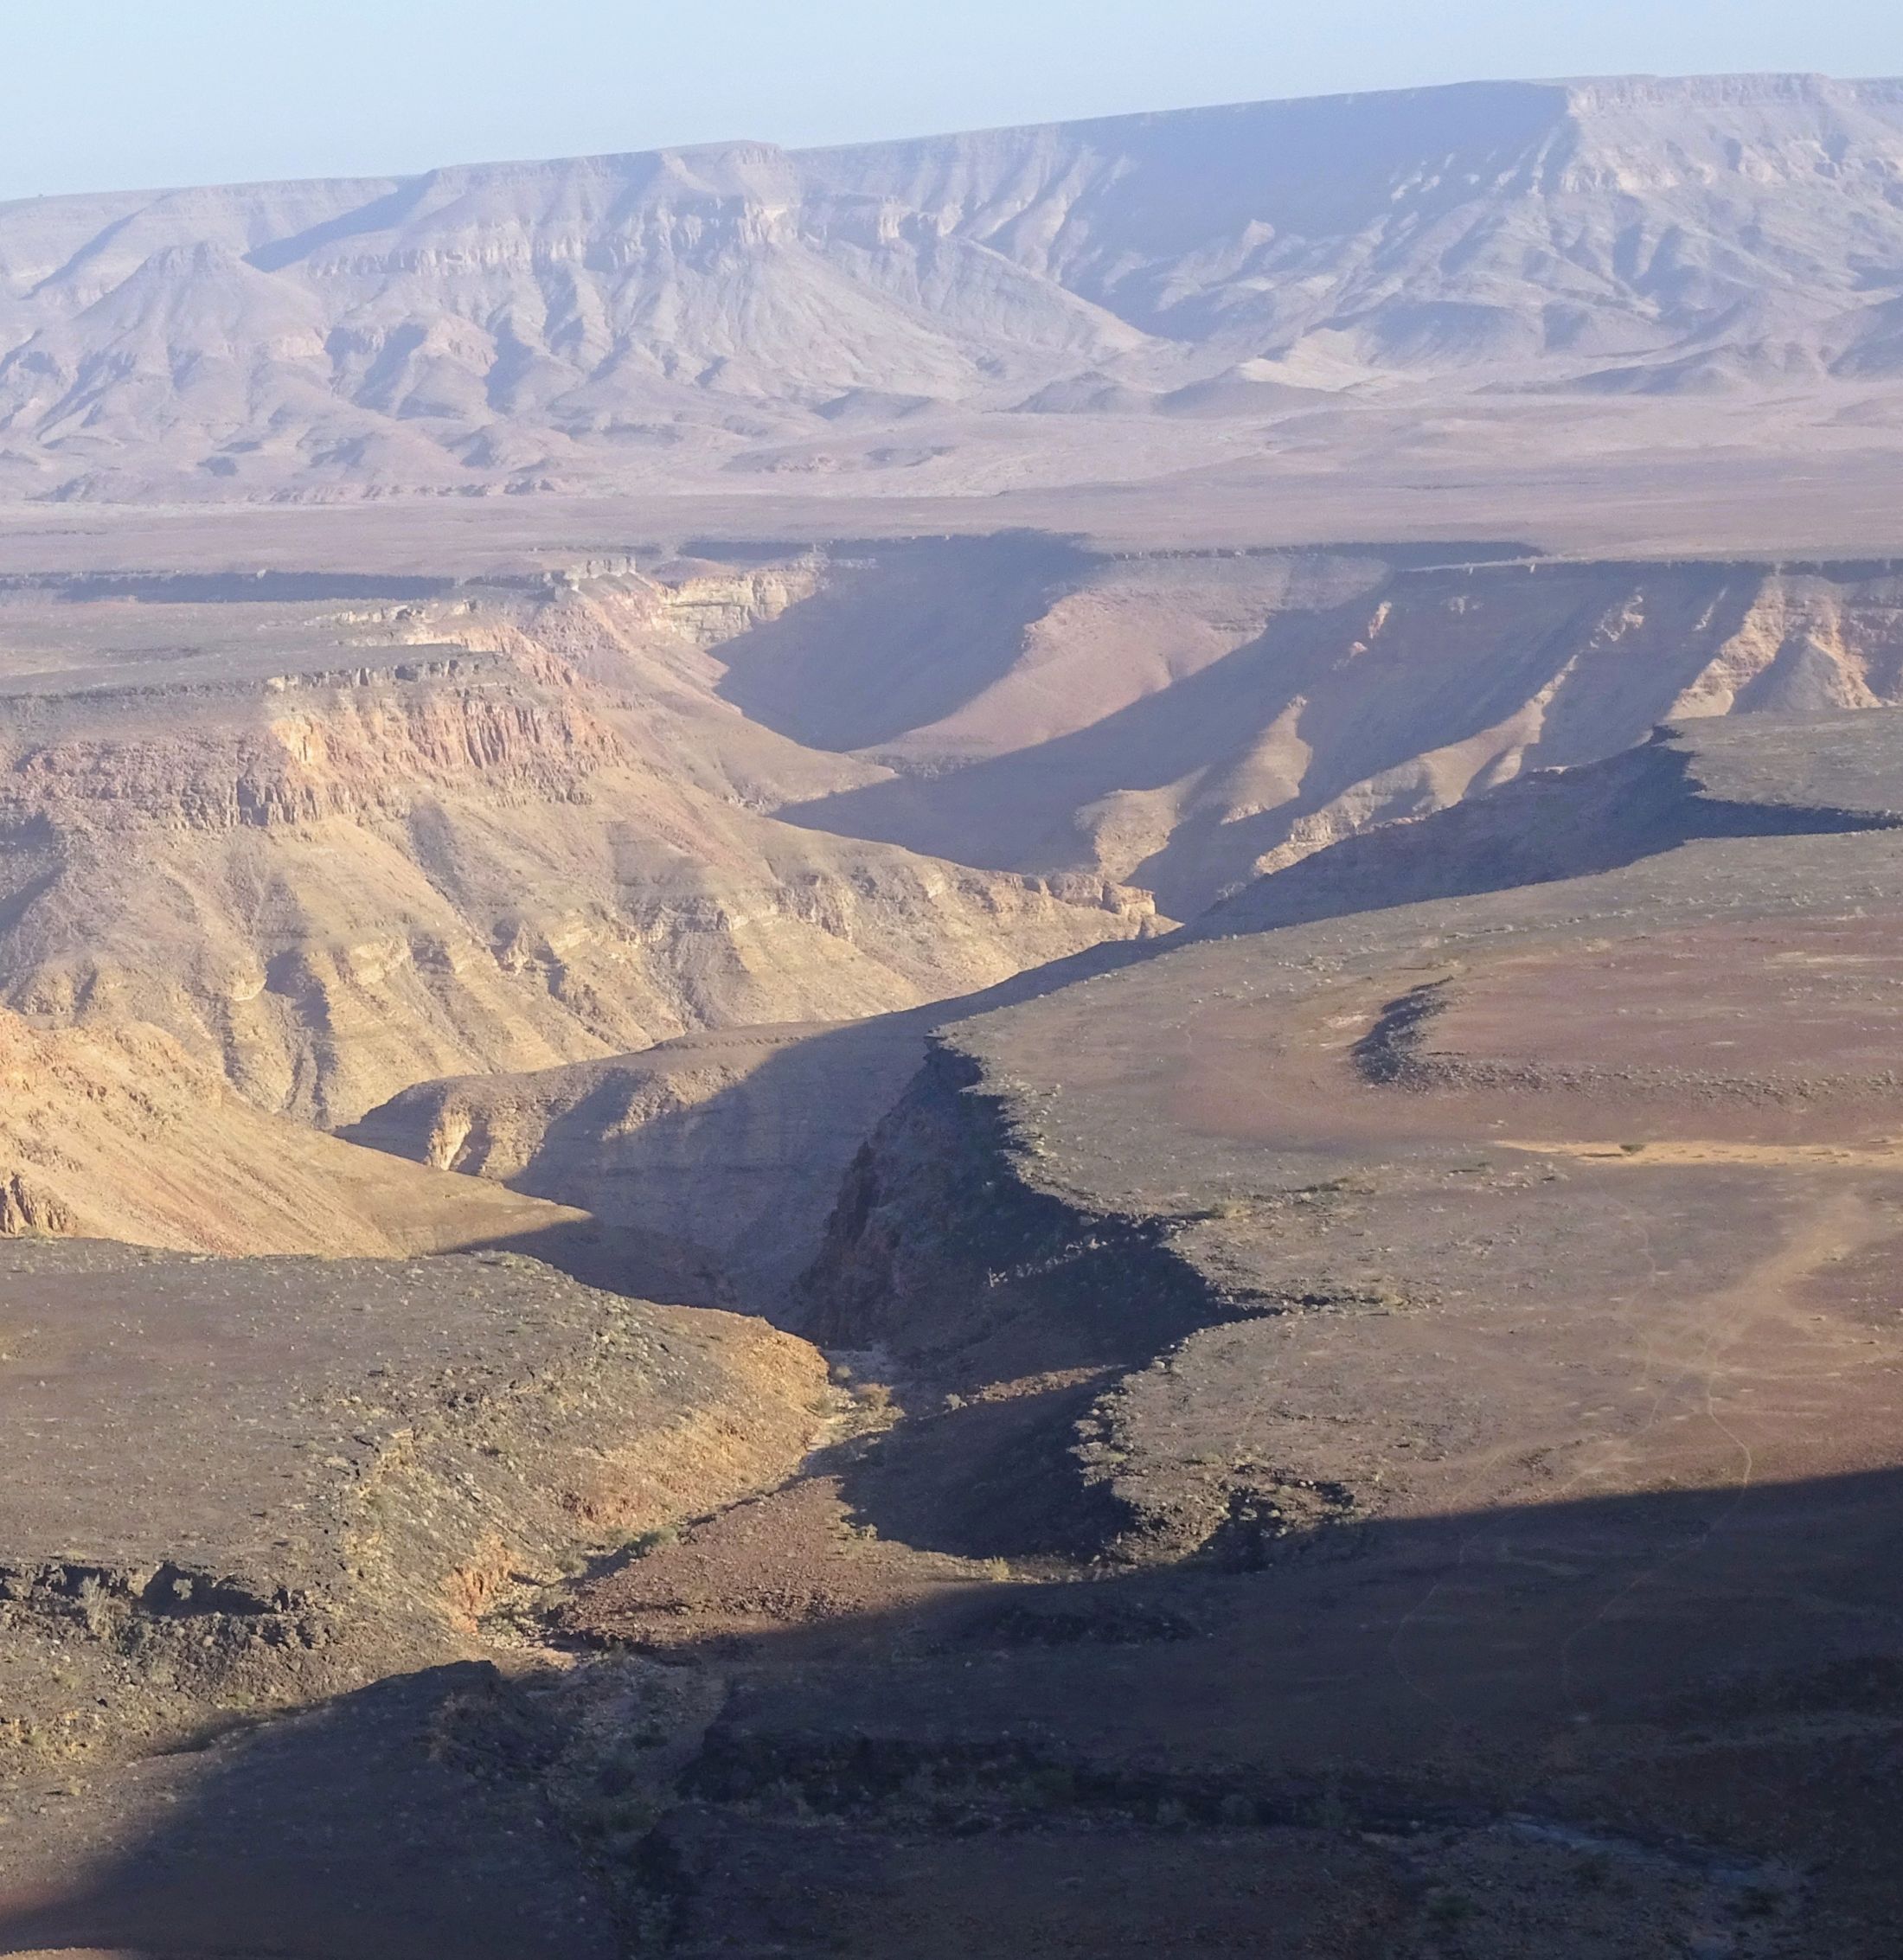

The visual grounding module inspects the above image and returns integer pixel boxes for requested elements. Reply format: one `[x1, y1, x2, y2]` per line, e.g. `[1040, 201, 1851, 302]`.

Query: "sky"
[2, 0, 1900, 202]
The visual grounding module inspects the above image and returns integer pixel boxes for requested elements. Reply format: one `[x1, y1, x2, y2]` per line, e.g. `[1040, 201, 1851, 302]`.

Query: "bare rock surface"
[343, 1021, 925, 1304]
[1199, 706, 1903, 935]
[5, 70, 1903, 1960]
[343, 931, 1158, 1307]
[0, 569, 1156, 1126]
[649, 708, 1903, 1956]
[771, 552, 1903, 916]
[0, 1239, 827, 1771]
[5, 676, 1903, 1956]
[2, 77, 1903, 505]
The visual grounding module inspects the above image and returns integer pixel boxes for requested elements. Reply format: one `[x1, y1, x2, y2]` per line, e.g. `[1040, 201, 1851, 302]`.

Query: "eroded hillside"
[0, 571, 1154, 1126]
[163, 707, 1898, 1960]
[0, 1000, 613, 1259]
[4, 62, 1903, 1960]
[3, 76, 1903, 502]
[602, 709, 1900, 1957]
[4, 549, 1903, 1957]
[332, 543, 1903, 1315]
[733, 542, 1903, 913]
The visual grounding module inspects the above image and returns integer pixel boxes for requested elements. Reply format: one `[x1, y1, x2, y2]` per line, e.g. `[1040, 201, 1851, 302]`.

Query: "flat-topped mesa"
[0, 649, 618, 832]
[3, 75, 1903, 499]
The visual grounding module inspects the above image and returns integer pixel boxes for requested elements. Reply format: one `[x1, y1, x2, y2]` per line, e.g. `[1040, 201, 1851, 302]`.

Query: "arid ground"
[3, 68, 1903, 1960]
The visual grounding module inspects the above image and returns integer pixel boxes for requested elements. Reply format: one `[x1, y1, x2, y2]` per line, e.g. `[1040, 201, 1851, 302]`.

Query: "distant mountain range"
[2, 73, 1901, 500]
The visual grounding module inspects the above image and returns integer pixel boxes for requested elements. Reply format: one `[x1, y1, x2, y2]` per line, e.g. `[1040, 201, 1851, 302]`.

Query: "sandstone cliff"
[0, 578, 1157, 1124]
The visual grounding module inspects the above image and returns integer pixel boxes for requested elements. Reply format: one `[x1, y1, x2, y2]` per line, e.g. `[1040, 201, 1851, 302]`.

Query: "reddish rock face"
[0, 573, 1154, 1128]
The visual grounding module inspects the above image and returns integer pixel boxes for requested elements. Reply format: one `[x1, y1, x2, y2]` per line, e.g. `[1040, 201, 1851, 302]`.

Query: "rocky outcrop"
[346, 1020, 929, 1307]
[0, 580, 1157, 1124]
[0, 653, 618, 830]
[0, 1239, 829, 1771]
[798, 1041, 1226, 1380]
[771, 552, 1903, 914]
[798, 711, 1903, 1571]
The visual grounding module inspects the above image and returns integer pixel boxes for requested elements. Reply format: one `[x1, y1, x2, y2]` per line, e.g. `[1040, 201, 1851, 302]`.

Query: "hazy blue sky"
[4, 0, 1900, 202]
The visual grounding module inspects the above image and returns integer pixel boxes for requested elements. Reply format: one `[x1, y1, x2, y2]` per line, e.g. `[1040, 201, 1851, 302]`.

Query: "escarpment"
[771, 553, 1903, 915]
[345, 1019, 932, 1306]
[0, 653, 618, 829]
[0, 581, 1157, 1124]
[10, 69, 1903, 1957]
[3, 77, 1903, 509]
[798, 1040, 1229, 1377]
[794, 711, 1903, 1574]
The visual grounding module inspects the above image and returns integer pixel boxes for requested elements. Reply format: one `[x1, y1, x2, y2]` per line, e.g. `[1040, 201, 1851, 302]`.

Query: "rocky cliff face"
[797, 708, 1903, 1568]
[331, 545, 1903, 1303]
[0, 579, 1156, 1125]
[343, 1020, 929, 1307]
[766, 548, 1903, 914]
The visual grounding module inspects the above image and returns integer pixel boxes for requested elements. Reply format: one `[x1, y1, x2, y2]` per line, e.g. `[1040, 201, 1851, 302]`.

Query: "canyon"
[1, 70, 1901, 1960]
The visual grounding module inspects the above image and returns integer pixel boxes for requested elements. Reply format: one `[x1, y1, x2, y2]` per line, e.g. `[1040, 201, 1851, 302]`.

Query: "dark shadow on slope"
[10, 1465, 1900, 1958]
[773, 561, 1774, 916]
[1199, 714, 1903, 938]
[0, 1662, 622, 1960]
[245, 177, 436, 274]
[711, 533, 1094, 753]
[465, 1210, 737, 1307]
[346, 930, 1170, 1316]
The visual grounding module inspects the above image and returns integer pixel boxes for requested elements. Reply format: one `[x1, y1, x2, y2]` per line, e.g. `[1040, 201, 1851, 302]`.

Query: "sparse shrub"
[76, 1577, 115, 1637]
[1426, 1889, 1477, 1928]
